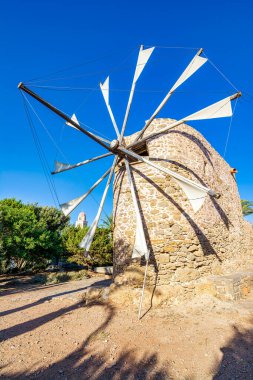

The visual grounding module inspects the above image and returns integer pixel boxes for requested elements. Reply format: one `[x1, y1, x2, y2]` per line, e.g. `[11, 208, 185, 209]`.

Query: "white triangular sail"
[60, 168, 111, 216]
[100, 76, 109, 105]
[125, 159, 149, 260]
[66, 113, 80, 130]
[65, 113, 111, 143]
[54, 160, 71, 173]
[53, 152, 112, 174]
[61, 195, 85, 216]
[170, 55, 207, 92]
[184, 96, 232, 121]
[79, 158, 117, 252]
[120, 46, 154, 141]
[174, 179, 207, 212]
[133, 46, 155, 83]
[100, 76, 120, 138]
[119, 146, 215, 213]
[134, 49, 207, 141]
[131, 94, 239, 145]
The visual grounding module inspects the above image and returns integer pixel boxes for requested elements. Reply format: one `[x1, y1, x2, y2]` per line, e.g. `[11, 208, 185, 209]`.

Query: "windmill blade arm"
[18, 83, 112, 152]
[52, 152, 113, 174]
[66, 113, 111, 145]
[119, 146, 215, 195]
[119, 147, 215, 212]
[79, 157, 118, 253]
[100, 77, 120, 138]
[134, 48, 207, 142]
[124, 159, 149, 260]
[60, 168, 111, 216]
[128, 92, 241, 151]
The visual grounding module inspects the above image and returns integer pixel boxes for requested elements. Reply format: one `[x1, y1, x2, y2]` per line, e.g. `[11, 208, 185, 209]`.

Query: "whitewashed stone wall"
[113, 119, 253, 288]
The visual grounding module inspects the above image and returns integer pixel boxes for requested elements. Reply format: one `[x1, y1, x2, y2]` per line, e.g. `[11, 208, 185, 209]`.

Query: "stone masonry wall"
[113, 119, 253, 289]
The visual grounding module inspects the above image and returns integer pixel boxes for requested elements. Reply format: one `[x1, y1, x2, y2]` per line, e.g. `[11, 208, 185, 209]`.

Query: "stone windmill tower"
[113, 119, 252, 296]
[18, 46, 252, 314]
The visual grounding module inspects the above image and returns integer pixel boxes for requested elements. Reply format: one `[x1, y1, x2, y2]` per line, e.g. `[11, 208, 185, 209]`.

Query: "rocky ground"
[1, 274, 253, 380]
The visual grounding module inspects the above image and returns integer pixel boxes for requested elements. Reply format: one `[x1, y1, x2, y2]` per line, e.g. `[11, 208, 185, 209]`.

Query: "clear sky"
[0, 0, 252, 224]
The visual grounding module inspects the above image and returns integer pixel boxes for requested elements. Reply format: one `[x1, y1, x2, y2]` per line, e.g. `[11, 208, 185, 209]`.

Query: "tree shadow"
[2, 300, 170, 379]
[0, 279, 111, 318]
[212, 319, 253, 379]
[0, 278, 66, 298]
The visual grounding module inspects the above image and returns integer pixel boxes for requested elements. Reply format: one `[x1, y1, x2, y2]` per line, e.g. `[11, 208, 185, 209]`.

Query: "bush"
[31, 270, 90, 285]
[0, 198, 69, 273]
[62, 218, 113, 267]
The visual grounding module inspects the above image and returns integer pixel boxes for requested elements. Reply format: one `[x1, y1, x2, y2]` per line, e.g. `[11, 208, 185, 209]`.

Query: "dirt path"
[1, 275, 253, 379]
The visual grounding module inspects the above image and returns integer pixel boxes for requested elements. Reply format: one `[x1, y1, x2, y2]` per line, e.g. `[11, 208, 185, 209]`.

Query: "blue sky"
[0, 0, 252, 224]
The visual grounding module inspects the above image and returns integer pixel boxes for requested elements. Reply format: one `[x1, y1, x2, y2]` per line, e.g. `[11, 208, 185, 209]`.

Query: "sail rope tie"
[22, 93, 70, 164]
[223, 98, 238, 158]
[202, 52, 239, 92]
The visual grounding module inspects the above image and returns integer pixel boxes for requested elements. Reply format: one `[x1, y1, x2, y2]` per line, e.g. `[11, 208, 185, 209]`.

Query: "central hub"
[110, 139, 119, 151]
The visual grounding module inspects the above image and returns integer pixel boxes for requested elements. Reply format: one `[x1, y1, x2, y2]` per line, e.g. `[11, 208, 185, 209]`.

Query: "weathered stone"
[113, 118, 253, 292]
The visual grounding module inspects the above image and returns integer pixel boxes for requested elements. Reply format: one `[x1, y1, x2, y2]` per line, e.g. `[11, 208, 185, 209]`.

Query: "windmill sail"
[134, 49, 207, 141]
[79, 157, 117, 252]
[133, 46, 155, 83]
[60, 168, 111, 216]
[174, 179, 207, 212]
[53, 152, 112, 174]
[100, 76, 120, 138]
[184, 96, 232, 121]
[120, 46, 155, 141]
[66, 113, 80, 130]
[170, 54, 207, 92]
[119, 146, 214, 212]
[125, 159, 149, 260]
[129, 93, 241, 149]
[66, 113, 111, 144]
[54, 160, 71, 173]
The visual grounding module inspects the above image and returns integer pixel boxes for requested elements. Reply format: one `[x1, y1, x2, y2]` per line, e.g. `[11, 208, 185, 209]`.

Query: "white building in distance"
[75, 212, 87, 229]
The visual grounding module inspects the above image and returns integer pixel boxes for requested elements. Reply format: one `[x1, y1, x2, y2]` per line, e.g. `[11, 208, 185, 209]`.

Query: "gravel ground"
[1, 274, 253, 379]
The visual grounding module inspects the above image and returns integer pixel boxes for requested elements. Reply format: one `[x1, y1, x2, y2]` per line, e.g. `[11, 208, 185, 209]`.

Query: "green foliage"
[0, 198, 69, 272]
[90, 225, 113, 266]
[61, 225, 89, 266]
[62, 215, 113, 267]
[241, 199, 253, 216]
[0, 197, 113, 273]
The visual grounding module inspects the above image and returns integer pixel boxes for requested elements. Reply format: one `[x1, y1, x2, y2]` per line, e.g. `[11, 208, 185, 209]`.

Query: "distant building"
[75, 212, 87, 229]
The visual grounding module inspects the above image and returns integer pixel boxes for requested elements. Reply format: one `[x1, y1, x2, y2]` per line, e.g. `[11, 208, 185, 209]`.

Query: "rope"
[223, 98, 238, 158]
[21, 93, 60, 208]
[22, 93, 70, 165]
[202, 52, 239, 92]
[25, 46, 138, 85]
[145, 45, 200, 50]
[22, 90, 113, 218]
[26, 84, 233, 96]
[54, 88, 97, 164]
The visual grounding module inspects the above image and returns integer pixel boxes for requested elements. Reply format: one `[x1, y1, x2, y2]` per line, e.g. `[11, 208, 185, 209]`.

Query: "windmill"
[18, 45, 241, 317]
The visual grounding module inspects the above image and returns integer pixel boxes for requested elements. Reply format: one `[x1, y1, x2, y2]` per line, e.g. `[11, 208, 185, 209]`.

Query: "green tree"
[61, 225, 89, 266]
[0, 198, 69, 272]
[241, 199, 253, 216]
[62, 215, 113, 267]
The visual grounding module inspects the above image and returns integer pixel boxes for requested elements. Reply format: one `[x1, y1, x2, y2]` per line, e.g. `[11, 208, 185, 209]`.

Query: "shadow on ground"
[212, 319, 253, 379]
[1, 299, 171, 380]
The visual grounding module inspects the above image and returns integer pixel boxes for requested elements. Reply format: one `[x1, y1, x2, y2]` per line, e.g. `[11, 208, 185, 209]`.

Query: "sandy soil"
[1, 274, 253, 380]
